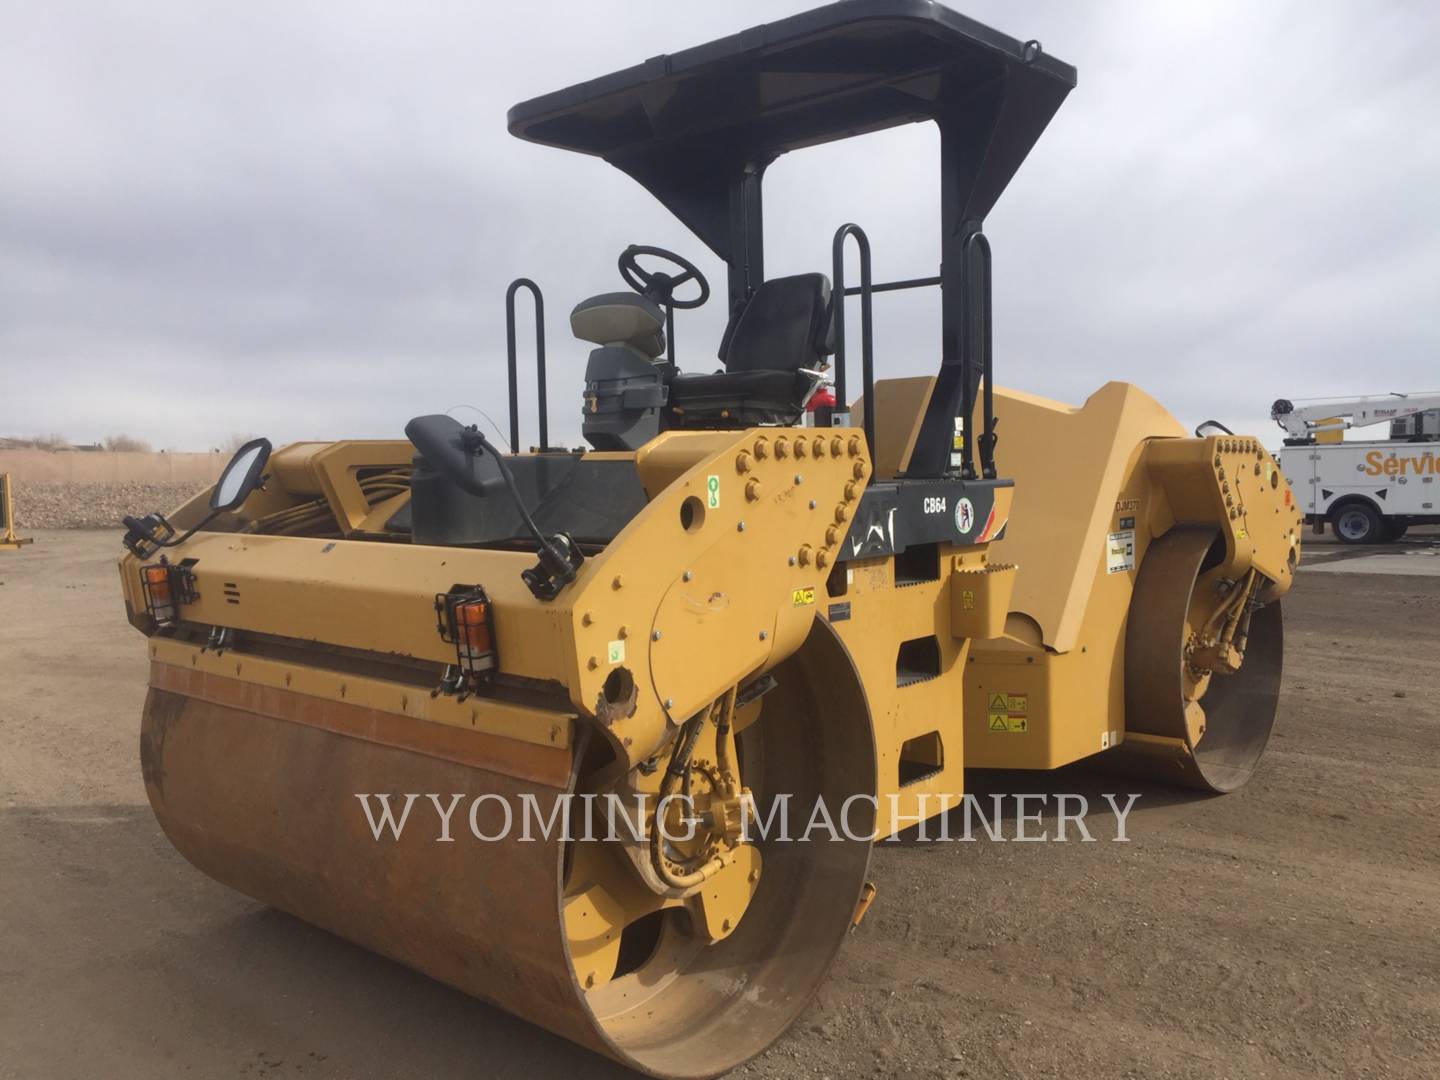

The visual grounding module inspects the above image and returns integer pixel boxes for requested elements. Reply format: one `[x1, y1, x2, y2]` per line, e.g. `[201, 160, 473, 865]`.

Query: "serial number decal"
[1106, 529, 1136, 574]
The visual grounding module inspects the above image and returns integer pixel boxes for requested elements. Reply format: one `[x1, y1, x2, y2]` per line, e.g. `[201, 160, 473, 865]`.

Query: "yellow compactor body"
[115, 4, 1303, 1076]
[118, 382, 1299, 1077]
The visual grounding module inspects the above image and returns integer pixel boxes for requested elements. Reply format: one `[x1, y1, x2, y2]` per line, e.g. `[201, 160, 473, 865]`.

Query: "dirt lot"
[2, 531, 1437, 1080]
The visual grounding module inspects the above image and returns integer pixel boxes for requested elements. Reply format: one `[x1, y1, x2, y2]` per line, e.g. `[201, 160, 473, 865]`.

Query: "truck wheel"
[1331, 503, 1383, 544]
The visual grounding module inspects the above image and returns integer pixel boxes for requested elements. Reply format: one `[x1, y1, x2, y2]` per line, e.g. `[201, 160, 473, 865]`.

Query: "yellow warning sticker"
[986, 691, 1029, 732]
[960, 588, 976, 611]
[988, 713, 1028, 733]
[792, 586, 816, 607]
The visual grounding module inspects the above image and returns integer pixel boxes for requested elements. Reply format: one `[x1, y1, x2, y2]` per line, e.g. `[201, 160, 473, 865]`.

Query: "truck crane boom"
[1272, 391, 1440, 440]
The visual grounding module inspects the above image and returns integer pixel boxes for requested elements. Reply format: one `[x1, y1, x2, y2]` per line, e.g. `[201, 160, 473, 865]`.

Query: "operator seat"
[575, 292, 670, 451]
[667, 273, 835, 427]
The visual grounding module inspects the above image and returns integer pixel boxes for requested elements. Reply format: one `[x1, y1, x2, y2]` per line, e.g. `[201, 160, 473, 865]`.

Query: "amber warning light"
[435, 586, 497, 682]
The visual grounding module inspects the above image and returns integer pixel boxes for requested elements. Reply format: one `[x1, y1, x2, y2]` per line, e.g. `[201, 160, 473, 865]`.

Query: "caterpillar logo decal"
[849, 506, 897, 558]
[836, 481, 1003, 563]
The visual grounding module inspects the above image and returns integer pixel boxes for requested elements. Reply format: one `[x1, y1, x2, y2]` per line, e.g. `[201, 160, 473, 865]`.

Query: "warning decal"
[706, 475, 721, 509]
[986, 691, 1029, 733]
[792, 586, 816, 607]
[1106, 529, 1136, 574]
[988, 715, 1028, 733]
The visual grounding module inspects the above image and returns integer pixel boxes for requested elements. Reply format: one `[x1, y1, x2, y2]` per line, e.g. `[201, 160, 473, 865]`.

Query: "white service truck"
[1272, 392, 1440, 544]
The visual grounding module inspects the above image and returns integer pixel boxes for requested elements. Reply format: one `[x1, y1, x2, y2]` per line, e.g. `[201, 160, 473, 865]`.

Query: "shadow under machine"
[117, 3, 1301, 1077]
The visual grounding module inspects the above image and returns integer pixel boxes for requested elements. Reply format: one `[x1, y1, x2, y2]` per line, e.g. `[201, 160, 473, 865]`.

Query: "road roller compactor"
[118, 3, 1303, 1076]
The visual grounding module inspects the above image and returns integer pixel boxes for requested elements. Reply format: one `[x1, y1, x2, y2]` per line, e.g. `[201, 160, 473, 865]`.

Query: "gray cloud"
[2, 0, 1437, 452]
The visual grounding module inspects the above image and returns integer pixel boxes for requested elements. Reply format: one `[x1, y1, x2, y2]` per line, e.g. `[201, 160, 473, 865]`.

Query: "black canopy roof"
[507, 0, 1076, 268]
[508, 0, 1077, 480]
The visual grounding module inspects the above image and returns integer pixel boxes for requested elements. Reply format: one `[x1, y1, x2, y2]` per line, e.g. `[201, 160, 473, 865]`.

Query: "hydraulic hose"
[649, 693, 738, 892]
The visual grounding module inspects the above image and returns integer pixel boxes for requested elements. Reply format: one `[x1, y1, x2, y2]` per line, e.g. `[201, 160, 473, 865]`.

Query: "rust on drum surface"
[141, 680, 609, 1059]
[140, 619, 876, 1079]
[149, 661, 573, 787]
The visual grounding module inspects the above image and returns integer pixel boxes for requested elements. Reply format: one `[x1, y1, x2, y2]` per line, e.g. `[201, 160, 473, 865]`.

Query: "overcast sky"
[2, 0, 1437, 453]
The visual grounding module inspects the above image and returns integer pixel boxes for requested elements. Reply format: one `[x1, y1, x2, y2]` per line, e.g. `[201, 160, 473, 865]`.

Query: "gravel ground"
[9, 481, 206, 530]
[1, 533, 1437, 1080]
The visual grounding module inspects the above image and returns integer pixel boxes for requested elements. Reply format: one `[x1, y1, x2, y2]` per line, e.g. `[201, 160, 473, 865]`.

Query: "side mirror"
[211, 438, 272, 512]
[404, 415, 504, 497]
[404, 414, 583, 601]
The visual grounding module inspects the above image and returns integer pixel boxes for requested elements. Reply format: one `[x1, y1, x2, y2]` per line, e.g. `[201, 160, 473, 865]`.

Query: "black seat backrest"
[718, 273, 835, 373]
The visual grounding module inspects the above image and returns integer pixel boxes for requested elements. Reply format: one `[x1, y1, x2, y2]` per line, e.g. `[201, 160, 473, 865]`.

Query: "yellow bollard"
[0, 473, 33, 550]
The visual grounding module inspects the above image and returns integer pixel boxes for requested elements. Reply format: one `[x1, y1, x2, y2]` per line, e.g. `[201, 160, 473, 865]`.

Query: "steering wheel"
[618, 244, 711, 310]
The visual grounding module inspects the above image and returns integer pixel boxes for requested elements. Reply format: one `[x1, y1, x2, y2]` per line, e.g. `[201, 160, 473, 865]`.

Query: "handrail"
[832, 226, 947, 463]
[842, 274, 941, 297]
[829, 215, 996, 481]
[831, 223, 876, 456]
[961, 232, 997, 479]
[504, 278, 548, 453]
